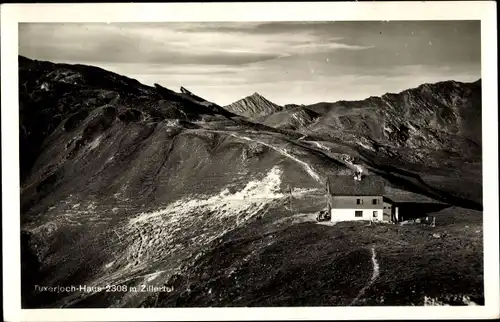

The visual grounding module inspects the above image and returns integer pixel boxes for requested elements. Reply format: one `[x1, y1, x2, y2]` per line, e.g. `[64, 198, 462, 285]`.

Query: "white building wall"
[331, 208, 383, 223]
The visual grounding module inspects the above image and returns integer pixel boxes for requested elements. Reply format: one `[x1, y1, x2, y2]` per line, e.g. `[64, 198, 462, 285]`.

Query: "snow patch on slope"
[129, 166, 285, 225]
[82, 166, 321, 298]
[110, 166, 320, 277]
[88, 134, 103, 151]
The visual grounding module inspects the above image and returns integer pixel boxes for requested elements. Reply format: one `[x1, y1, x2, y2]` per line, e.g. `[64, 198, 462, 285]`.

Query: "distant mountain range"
[224, 79, 481, 164]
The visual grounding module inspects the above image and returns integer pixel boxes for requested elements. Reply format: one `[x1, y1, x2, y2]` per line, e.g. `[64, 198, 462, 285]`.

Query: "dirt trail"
[229, 133, 322, 183]
[350, 246, 380, 305]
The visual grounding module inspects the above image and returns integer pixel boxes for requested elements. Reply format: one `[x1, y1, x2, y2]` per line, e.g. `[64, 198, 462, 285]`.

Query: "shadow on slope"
[358, 150, 483, 211]
[396, 202, 452, 222]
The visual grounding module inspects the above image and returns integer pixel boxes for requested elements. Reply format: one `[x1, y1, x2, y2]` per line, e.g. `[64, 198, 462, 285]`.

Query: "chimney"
[353, 164, 363, 181]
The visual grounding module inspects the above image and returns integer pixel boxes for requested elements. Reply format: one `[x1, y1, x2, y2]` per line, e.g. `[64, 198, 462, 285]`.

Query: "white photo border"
[1, 2, 498, 321]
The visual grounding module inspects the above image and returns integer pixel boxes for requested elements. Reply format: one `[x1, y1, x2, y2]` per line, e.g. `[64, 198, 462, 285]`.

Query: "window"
[355, 210, 363, 217]
[356, 199, 362, 205]
[373, 211, 378, 217]
[372, 198, 378, 205]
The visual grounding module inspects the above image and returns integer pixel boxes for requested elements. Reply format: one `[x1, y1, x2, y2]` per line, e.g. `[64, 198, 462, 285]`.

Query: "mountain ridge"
[248, 78, 482, 167]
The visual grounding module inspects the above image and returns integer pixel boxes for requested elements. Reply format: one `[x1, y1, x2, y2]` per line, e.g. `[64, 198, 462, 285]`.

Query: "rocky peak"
[249, 92, 265, 99]
[224, 92, 284, 118]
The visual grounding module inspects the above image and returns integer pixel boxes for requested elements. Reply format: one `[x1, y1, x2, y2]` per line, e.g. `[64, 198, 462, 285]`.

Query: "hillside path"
[228, 133, 322, 183]
[350, 246, 380, 305]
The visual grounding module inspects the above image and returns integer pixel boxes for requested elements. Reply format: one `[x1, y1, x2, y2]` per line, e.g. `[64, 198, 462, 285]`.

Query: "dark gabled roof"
[326, 175, 385, 196]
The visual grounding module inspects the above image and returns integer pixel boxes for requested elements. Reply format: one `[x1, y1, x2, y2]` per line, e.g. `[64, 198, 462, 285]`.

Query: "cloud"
[172, 21, 335, 34]
[19, 22, 375, 66]
[290, 42, 375, 52]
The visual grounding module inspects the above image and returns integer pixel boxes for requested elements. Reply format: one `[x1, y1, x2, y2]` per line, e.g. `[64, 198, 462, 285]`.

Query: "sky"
[19, 21, 481, 106]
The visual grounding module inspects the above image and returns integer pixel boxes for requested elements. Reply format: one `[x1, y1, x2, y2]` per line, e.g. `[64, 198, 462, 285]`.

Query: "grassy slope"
[149, 194, 483, 307]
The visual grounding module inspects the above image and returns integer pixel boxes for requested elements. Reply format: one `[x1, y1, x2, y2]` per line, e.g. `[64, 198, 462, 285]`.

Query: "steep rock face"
[224, 93, 285, 118]
[19, 56, 155, 182]
[18, 56, 238, 183]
